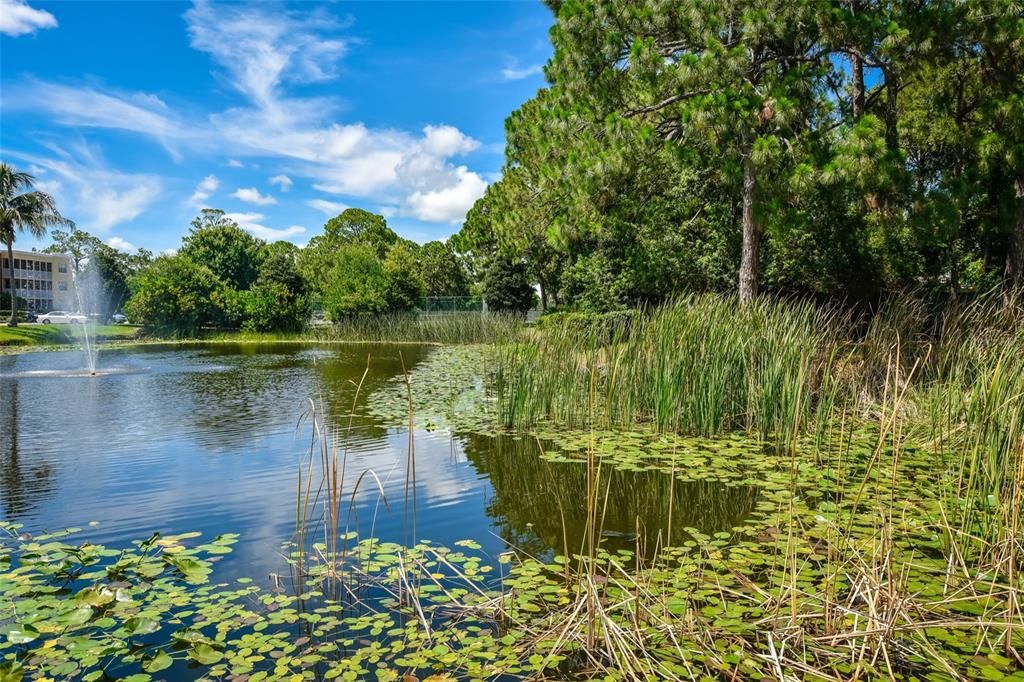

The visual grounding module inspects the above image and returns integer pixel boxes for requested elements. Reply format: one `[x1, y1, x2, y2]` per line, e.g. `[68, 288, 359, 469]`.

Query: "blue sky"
[0, 0, 553, 254]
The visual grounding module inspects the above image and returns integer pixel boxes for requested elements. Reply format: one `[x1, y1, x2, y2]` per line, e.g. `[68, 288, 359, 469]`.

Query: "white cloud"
[2, 80, 189, 159]
[6, 3, 491, 227]
[184, 0, 346, 109]
[269, 174, 293, 191]
[0, 0, 57, 37]
[227, 159, 244, 168]
[7, 146, 160, 231]
[230, 187, 277, 205]
[89, 186, 159, 230]
[404, 166, 488, 223]
[306, 198, 348, 215]
[182, 3, 487, 222]
[420, 125, 480, 157]
[224, 212, 305, 241]
[162, 248, 179, 256]
[501, 63, 543, 81]
[189, 174, 220, 206]
[106, 236, 138, 253]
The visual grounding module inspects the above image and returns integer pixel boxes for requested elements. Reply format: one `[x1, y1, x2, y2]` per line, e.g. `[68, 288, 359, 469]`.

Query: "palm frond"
[0, 162, 75, 244]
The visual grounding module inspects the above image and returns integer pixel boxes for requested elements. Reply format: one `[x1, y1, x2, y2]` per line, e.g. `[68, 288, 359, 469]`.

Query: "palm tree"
[0, 163, 75, 327]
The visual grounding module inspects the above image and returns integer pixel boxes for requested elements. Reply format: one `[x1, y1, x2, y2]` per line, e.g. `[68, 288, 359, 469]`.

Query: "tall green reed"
[313, 311, 523, 345]
[497, 294, 841, 445]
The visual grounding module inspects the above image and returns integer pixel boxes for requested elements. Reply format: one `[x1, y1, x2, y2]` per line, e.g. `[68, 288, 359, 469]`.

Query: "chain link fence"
[308, 296, 489, 324]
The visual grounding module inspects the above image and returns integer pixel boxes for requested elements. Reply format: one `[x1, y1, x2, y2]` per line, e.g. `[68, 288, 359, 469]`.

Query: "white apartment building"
[1, 250, 76, 313]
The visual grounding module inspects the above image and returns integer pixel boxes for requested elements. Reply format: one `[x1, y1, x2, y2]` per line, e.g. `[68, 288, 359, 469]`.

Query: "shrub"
[536, 309, 638, 344]
[558, 252, 625, 312]
[242, 282, 311, 333]
[125, 256, 224, 336]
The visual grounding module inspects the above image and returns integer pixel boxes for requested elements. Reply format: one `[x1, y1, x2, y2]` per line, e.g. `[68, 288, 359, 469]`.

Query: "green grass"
[0, 323, 142, 347]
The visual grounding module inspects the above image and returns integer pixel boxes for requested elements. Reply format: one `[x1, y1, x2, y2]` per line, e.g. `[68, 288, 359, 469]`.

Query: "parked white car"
[37, 311, 87, 324]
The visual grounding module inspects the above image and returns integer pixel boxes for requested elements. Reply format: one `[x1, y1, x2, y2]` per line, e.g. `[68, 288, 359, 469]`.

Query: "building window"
[46, 262, 52, 273]
[58, 282, 68, 291]
[57, 263, 68, 273]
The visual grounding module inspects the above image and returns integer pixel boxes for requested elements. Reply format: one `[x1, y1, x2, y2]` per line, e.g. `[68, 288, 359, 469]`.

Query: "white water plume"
[70, 265, 104, 375]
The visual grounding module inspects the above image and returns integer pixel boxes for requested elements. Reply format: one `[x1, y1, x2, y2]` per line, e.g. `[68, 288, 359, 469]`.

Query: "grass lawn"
[0, 323, 142, 347]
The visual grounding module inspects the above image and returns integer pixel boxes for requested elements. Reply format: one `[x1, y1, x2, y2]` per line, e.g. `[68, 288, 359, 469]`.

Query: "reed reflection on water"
[0, 344, 756, 580]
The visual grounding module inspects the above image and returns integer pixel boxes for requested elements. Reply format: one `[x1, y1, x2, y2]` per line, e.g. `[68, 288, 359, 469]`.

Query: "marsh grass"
[490, 291, 1024, 677]
[311, 311, 523, 345]
[497, 295, 840, 442]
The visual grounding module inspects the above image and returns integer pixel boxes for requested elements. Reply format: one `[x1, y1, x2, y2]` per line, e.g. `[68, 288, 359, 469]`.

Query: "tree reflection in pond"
[459, 432, 759, 558]
[0, 381, 55, 517]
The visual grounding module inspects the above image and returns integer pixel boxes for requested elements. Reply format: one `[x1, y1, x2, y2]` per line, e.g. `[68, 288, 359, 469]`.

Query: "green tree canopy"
[383, 242, 426, 311]
[323, 208, 399, 258]
[483, 256, 535, 314]
[301, 209, 399, 294]
[419, 240, 470, 297]
[124, 255, 225, 336]
[180, 209, 265, 291]
[455, 0, 1024, 307]
[321, 243, 391, 318]
[43, 229, 101, 272]
[242, 248, 311, 333]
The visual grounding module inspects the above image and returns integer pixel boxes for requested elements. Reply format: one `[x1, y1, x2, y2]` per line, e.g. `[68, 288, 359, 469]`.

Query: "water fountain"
[71, 264, 103, 376]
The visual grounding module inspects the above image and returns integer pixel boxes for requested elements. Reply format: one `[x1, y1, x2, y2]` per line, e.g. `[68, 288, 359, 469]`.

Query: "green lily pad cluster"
[0, 523, 580, 681]
[366, 345, 498, 435]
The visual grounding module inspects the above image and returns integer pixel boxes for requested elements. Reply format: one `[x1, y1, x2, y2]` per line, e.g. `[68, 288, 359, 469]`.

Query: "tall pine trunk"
[1008, 175, 1024, 289]
[739, 156, 762, 302]
[852, 52, 865, 119]
[883, 67, 900, 152]
[5, 240, 16, 327]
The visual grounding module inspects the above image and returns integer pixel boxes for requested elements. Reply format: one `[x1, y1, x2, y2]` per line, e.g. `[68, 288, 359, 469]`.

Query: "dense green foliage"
[180, 209, 265, 291]
[381, 241, 426, 311]
[419, 239, 470, 296]
[243, 250, 311, 333]
[321, 243, 391, 317]
[456, 0, 1024, 308]
[124, 256, 226, 337]
[113, 206, 472, 335]
[482, 255, 536, 314]
[298, 208, 469, 321]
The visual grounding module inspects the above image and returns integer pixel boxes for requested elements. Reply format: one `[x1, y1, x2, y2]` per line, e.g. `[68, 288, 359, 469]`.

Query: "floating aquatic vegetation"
[0, 522, 569, 681]
[366, 345, 498, 435]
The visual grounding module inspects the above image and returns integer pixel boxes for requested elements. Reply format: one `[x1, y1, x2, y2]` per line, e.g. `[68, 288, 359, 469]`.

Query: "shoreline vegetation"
[0, 313, 523, 353]
[3, 293, 1023, 680]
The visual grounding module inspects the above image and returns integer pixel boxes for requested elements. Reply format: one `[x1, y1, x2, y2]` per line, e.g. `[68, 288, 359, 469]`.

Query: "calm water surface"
[0, 343, 757, 582]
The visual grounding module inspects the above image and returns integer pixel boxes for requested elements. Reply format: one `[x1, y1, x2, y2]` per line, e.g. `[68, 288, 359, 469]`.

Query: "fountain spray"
[71, 263, 102, 376]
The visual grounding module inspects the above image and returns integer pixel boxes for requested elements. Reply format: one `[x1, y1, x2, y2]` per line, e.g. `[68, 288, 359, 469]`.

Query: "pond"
[1, 342, 758, 584]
